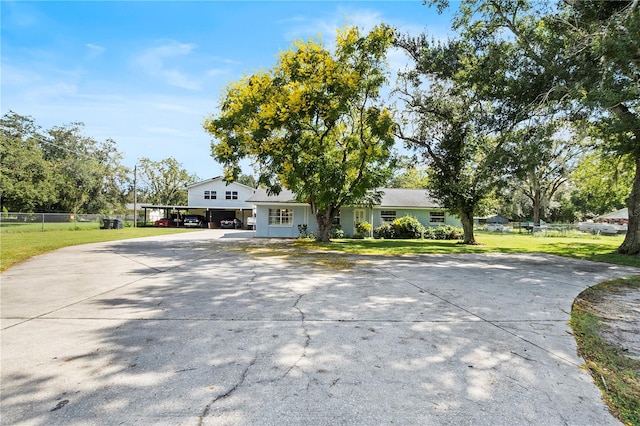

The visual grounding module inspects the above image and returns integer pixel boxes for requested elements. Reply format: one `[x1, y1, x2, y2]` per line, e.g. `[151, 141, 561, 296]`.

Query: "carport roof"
[136, 205, 251, 210]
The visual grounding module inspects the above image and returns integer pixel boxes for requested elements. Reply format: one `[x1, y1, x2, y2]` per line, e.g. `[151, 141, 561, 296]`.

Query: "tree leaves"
[204, 25, 396, 241]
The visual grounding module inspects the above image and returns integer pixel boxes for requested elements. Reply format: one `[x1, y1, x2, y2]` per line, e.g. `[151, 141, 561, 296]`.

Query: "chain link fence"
[0, 212, 137, 233]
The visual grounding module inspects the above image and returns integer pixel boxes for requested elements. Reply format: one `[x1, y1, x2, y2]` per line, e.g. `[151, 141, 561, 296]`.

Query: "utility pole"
[133, 165, 137, 227]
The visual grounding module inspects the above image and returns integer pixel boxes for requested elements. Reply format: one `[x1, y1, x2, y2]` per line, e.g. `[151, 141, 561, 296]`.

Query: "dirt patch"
[588, 286, 640, 360]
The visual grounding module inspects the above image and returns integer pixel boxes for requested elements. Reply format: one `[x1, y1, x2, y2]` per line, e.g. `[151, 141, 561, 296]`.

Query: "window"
[332, 211, 341, 225]
[380, 210, 396, 223]
[205, 191, 216, 200]
[225, 191, 238, 200]
[430, 211, 445, 223]
[204, 191, 210, 200]
[212, 191, 217, 200]
[269, 208, 293, 225]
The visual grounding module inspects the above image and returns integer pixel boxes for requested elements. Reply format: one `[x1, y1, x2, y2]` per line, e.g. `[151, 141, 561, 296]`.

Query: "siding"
[254, 204, 315, 238]
[254, 205, 461, 238]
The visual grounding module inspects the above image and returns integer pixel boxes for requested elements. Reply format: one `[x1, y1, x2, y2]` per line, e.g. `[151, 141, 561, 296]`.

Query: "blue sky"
[1, 1, 455, 179]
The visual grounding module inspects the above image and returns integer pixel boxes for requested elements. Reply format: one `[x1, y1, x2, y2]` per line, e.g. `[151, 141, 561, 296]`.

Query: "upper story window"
[380, 210, 396, 223]
[204, 191, 217, 200]
[430, 211, 445, 223]
[225, 191, 238, 200]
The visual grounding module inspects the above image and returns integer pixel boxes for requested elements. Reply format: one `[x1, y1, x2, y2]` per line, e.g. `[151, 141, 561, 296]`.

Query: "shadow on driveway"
[1, 232, 638, 425]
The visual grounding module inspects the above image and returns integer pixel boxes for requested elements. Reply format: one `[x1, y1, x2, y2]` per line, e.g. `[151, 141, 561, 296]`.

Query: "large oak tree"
[430, 0, 640, 254]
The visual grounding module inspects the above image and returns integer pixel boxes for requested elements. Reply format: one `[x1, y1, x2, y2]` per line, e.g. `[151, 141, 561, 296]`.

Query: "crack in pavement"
[197, 356, 257, 426]
[282, 293, 312, 379]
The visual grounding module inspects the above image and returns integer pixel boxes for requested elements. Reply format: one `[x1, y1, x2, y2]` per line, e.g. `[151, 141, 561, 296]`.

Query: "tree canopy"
[204, 25, 397, 241]
[136, 157, 198, 206]
[427, 0, 639, 253]
[1, 111, 129, 214]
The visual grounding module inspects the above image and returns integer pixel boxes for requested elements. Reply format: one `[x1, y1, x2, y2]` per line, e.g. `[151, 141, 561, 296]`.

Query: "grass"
[294, 231, 640, 268]
[0, 227, 195, 272]
[571, 277, 640, 426]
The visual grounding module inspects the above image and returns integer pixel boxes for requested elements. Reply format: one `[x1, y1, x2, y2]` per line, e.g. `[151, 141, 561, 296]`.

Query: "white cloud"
[134, 41, 201, 90]
[85, 43, 104, 53]
[283, 7, 386, 44]
[85, 43, 105, 58]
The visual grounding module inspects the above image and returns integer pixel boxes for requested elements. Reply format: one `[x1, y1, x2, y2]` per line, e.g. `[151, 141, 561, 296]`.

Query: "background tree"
[40, 123, 129, 213]
[205, 25, 396, 242]
[505, 120, 585, 226]
[386, 155, 429, 189]
[0, 112, 55, 212]
[137, 157, 198, 206]
[1, 112, 128, 214]
[429, 0, 639, 253]
[394, 32, 523, 244]
[236, 173, 258, 189]
[570, 151, 633, 219]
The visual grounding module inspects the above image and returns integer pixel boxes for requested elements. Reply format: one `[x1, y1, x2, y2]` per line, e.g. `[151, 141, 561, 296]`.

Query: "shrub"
[392, 216, 426, 239]
[374, 222, 394, 239]
[330, 225, 345, 239]
[352, 221, 371, 239]
[427, 225, 464, 240]
[298, 224, 310, 239]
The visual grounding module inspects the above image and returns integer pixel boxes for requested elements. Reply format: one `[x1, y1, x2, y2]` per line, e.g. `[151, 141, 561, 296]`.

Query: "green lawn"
[0, 227, 195, 272]
[295, 231, 640, 268]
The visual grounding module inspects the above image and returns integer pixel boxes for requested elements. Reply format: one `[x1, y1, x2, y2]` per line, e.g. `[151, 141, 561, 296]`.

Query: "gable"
[187, 177, 255, 192]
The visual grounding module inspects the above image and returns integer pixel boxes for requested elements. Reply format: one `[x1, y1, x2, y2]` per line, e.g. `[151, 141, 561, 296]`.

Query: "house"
[475, 214, 510, 226]
[597, 208, 628, 225]
[184, 177, 256, 228]
[246, 187, 460, 238]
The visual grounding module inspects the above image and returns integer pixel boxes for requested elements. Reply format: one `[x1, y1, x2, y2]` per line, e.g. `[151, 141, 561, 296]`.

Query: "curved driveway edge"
[1, 230, 638, 425]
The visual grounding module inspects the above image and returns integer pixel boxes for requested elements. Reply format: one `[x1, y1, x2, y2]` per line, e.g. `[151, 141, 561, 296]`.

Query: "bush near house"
[391, 216, 426, 239]
[424, 225, 464, 240]
[354, 221, 372, 239]
[373, 216, 463, 240]
[373, 222, 395, 239]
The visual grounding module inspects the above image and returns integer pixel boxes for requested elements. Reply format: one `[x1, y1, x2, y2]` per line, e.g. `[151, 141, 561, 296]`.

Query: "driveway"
[1, 230, 638, 425]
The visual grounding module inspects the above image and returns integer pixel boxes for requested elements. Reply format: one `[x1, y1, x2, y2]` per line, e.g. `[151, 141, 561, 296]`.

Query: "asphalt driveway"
[1, 230, 638, 425]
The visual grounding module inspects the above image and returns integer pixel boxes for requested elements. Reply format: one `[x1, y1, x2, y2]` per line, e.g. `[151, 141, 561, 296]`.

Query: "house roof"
[378, 188, 440, 208]
[186, 176, 256, 191]
[598, 208, 628, 220]
[246, 188, 300, 203]
[247, 187, 442, 208]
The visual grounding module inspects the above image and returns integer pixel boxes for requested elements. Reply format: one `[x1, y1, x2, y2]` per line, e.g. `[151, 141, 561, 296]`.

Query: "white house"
[246, 187, 460, 238]
[185, 177, 256, 228]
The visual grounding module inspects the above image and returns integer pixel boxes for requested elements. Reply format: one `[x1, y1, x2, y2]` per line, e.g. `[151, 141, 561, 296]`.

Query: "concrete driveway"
[1, 230, 638, 425]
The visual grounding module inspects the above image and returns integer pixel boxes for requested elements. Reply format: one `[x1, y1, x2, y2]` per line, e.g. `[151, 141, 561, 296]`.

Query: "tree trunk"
[315, 211, 333, 242]
[459, 209, 476, 245]
[311, 203, 338, 243]
[532, 190, 542, 227]
[617, 155, 640, 256]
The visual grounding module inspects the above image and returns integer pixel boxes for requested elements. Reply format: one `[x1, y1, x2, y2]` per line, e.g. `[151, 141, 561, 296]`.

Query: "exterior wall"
[253, 204, 461, 238]
[371, 208, 461, 229]
[253, 204, 314, 238]
[187, 179, 255, 210]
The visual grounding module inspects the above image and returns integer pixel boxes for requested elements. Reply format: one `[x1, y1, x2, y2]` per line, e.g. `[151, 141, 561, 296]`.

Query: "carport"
[139, 205, 253, 229]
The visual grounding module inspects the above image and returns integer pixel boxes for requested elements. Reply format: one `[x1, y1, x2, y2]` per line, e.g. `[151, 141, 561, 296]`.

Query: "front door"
[354, 209, 366, 234]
